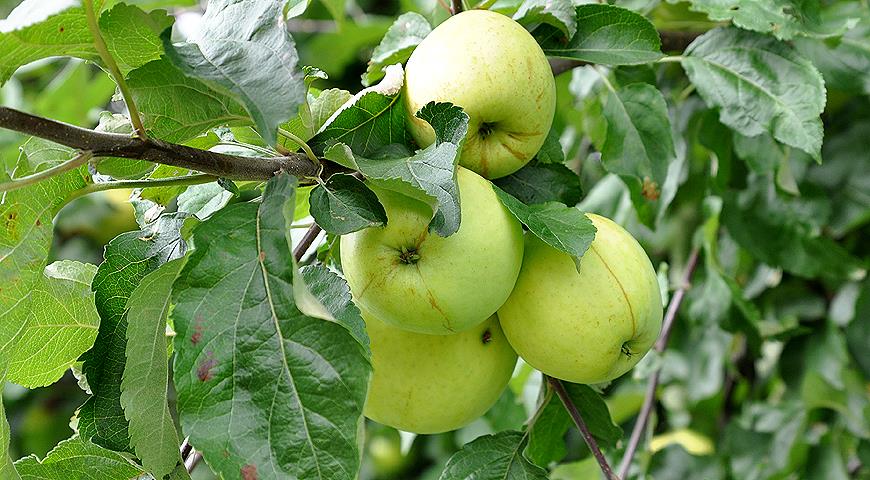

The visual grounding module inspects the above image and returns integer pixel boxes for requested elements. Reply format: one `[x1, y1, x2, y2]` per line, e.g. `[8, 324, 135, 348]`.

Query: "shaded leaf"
[300, 264, 371, 358]
[120, 258, 189, 480]
[176, 182, 234, 220]
[13, 437, 146, 480]
[494, 186, 597, 264]
[514, 0, 577, 40]
[128, 58, 249, 143]
[494, 163, 582, 206]
[171, 174, 369, 479]
[0, 362, 20, 480]
[682, 27, 826, 161]
[363, 12, 430, 86]
[439, 431, 547, 480]
[537, 4, 663, 65]
[309, 173, 387, 235]
[0, 0, 97, 84]
[99, 3, 173, 76]
[77, 214, 189, 452]
[162, 0, 304, 145]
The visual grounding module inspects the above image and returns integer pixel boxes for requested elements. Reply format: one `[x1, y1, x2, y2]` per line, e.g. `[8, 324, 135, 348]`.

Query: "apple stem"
[547, 376, 620, 480]
[616, 247, 701, 478]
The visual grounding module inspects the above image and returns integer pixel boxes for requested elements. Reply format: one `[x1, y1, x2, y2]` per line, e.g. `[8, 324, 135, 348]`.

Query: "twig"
[0, 151, 92, 193]
[185, 450, 203, 473]
[616, 247, 701, 478]
[0, 107, 345, 181]
[547, 377, 619, 480]
[451, 0, 463, 15]
[293, 224, 323, 262]
[83, 0, 147, 138]
[66, 174, 217, 202]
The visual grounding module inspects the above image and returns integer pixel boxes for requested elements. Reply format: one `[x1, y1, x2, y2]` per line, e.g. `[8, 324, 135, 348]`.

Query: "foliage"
[0, 0, 867, 479]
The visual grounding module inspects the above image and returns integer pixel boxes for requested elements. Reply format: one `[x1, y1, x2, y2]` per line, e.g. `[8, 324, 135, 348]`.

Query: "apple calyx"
[398, 246, 421, 264]
[478, 122, 496, 139]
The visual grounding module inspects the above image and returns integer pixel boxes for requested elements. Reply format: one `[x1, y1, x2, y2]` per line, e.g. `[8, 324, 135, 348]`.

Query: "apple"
[403, 10, 556, 179]
[340, 167, 523, 335]
[362, 309, 517, 434]
[498, 214, 663, 384]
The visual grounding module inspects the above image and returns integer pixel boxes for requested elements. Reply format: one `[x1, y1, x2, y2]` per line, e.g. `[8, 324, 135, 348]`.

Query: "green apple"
[498, 214, 663, 384]
[362, 309, 517, 434]
[403, 10, 556, 179]
[340, 167, 523, 335]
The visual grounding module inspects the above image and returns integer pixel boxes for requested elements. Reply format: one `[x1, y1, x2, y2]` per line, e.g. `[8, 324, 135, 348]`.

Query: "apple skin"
[362, 309, 517, 434]
[341, 167, 523, 335]
[498, 214, 663, 384]
[403, 10, 556, 179]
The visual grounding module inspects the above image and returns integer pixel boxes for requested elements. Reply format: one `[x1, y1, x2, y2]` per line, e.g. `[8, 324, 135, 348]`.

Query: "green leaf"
[93, 112, 155, 179]
[682, 27, 826, 161]
[77, 214, 189, 452]
[494, 186, 597, 265]
[279, 88, 353, 152]
[324, 102, 468, 237]
[1, 362, 21, 480]
[494, 163, 582, 206]
[4, 261, 99, 388]
[527, 383, 622, 466]
[796, 18, 870, 95]
[0, 1, 97, 84]
[120, 258, 189, 480]
[99, 3, 173, 76]
[299, 264, 371, 359]
[514, 0, 576, 39]
[13, 437, 146, 479]
[171, 174, 370, 479]
[846, 279, 870, 377]
[128, 58, 250, 142]
[533, 128, 565, 164]
[309, 65, 409, 158]
[162, 0, 304, 145]
[439, 431, 547, 480]
[682, 0, 860, 40]
[176, 182, 233, 219]
[537, 4, 664, 65]
[310, 173, 387, 235]
[721, 186, 864, 281]
[362, 12, 431, 86]
[0, 139, 91, 388]
[601, 82, 675, 225]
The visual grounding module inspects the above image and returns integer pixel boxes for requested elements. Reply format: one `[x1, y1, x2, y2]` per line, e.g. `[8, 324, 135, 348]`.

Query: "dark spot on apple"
[241, 464, 258, 480]
[481, 329, 492, 344]
[621, 343, 632, 357]
[59, 26, 64, 33]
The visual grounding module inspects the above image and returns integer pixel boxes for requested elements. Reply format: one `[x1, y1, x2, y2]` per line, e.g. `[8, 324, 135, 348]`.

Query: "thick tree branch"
[548, 376, 619, 480]
[0, 107, 344, 182]
[548, 30, 702, 77]
[616, 247, 701, 478]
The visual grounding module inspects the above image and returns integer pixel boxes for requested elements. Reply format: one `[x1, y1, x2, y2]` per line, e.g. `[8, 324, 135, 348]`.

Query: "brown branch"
[616, 247, 701, 478]
[293, 224, 323, 262]
[547, 376, 619, 480]
[0, 107, 345, 181]
[548, 30, 702, 77]
[451, 0, 463, 15]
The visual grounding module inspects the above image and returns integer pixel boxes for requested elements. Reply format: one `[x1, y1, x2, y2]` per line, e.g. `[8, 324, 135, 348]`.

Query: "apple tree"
[0, 0, 868, 479]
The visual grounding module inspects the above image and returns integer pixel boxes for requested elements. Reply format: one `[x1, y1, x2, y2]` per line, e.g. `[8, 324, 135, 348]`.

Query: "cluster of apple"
[339, 10, 663, 434]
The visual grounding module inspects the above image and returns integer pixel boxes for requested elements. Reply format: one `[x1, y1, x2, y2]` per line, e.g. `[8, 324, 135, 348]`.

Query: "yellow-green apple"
[498, 214, 662, 384]
[362, 309, 517, 434]
[403, 10, 556, 179]
[340, 167, 523, 335]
